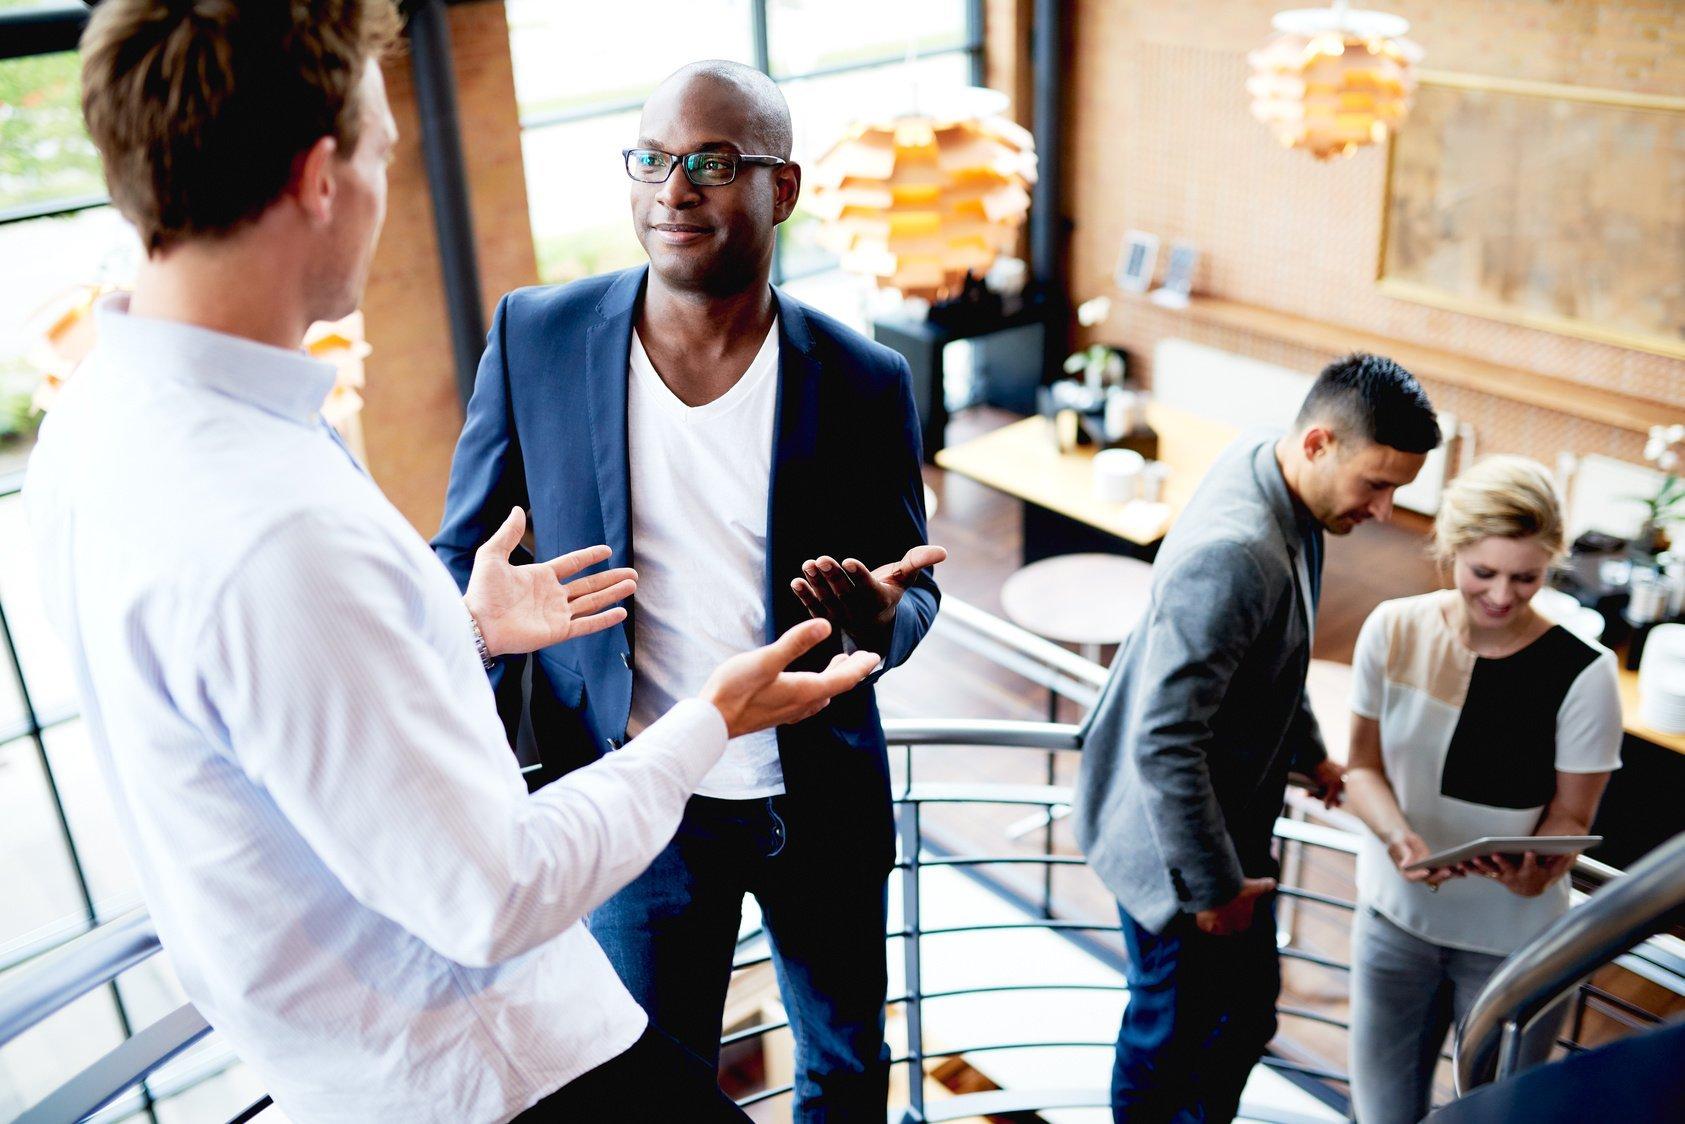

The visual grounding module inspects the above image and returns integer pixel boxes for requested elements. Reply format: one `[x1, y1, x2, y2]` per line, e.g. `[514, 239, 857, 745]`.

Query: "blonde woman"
[1343, 456, 1622, 1124]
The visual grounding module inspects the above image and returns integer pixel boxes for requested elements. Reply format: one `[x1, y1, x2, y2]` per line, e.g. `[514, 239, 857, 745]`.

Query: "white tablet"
[1405, 835, 1602, 872]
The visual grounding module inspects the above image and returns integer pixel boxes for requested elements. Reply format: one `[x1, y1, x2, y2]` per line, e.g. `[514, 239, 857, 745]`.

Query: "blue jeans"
[589, 794, 890, 1123]
[1349, 905, 1563, 1124]
[1112, 900, 1281, 1123]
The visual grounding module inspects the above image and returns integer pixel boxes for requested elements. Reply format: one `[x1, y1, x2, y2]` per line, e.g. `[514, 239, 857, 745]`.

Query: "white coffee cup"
[1094, 448, 1145, 503]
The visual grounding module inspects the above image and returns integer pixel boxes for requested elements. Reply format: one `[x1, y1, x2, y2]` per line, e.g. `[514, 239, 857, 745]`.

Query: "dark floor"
[873, 404, 1448, 1102]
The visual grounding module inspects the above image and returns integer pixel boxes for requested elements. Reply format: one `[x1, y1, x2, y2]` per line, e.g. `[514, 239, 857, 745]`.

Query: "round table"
[1000, 552, 1155, 661]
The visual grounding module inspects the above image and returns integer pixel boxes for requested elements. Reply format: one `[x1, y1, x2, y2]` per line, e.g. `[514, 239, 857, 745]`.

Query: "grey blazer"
[1073, 434, 1327, 933]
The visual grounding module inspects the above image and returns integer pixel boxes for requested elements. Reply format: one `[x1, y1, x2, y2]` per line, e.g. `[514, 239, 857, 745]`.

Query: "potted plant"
[1636, 424, 1685, 557]
[1064, 296, 1126, 391]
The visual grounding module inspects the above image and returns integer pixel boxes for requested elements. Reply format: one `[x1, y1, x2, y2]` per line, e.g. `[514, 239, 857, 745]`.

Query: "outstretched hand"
[700, 619, 881, 739]
[464, 507, 637, 657]
[790, 544, 947, 651]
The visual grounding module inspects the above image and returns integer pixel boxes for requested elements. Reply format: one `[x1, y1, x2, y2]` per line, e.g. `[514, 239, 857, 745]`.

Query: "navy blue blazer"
[433, 266, 938, 870]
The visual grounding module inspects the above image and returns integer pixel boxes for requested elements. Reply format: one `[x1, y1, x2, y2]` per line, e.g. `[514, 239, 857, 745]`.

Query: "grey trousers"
[1348, 905, 1563, 1124]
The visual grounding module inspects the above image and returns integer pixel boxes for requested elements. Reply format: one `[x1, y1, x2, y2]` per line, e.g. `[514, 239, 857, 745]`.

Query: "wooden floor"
[873, 404, 1448, 1105]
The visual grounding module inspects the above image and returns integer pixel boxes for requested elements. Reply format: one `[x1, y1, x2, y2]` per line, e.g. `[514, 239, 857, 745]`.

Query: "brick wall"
[1057, 0, 1683, 466]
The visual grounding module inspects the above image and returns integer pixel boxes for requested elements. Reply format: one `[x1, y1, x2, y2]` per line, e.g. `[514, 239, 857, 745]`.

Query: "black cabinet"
[872, 303, 1049, 463]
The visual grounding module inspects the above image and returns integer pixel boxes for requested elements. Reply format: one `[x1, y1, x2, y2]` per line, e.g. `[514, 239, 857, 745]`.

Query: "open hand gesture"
[790, 544, 947, 651]
[700, 620, 881, 738]
[464, 507, 637, 657]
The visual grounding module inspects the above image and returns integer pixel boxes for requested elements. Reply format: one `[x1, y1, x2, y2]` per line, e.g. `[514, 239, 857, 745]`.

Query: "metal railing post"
[898, 751, 926, 1123]
[1495, 1018, 1525, 1082]
[1042, 749, 1056, 919]
[1455, 829, 1685, 1094]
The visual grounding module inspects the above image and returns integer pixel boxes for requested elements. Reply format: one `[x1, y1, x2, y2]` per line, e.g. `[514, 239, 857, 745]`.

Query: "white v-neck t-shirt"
[626, 321, 785, 799]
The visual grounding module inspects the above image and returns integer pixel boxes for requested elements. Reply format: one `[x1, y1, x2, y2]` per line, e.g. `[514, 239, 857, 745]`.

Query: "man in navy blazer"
[434, 61, 941, 1120]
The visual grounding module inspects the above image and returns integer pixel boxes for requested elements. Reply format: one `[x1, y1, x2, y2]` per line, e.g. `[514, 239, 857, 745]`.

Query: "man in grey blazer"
[1074, 354, 1440, 1122]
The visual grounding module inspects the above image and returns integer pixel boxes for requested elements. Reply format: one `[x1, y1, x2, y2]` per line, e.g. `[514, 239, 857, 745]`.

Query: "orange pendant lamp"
[1247, 1, 1423, 160]
[809, 88, 1037, 302]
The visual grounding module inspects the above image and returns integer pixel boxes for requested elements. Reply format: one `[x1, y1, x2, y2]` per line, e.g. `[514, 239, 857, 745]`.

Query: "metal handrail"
[882, 717, 1084, 749]
[6, 720, 1683, 1122]
[1453, 829, 1685, 1094]
[0, 909, 158, 1048]
[928, 598, 1108, 708]
[883, 728, 1376, 1124]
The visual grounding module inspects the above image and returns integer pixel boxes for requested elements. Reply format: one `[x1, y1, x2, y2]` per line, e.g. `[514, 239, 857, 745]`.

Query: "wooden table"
[934, 402, 1239, 562]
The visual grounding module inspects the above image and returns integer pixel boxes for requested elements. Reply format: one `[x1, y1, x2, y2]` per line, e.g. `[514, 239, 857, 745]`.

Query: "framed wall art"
[1378, 72, 1685, 360]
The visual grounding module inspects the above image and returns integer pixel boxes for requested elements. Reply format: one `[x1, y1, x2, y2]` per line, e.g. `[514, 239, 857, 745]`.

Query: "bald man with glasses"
[435, 61, 944, 1121]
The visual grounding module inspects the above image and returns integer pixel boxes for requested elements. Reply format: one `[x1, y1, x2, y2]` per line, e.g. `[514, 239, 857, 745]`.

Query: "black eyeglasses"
[622, 148, 787, 187]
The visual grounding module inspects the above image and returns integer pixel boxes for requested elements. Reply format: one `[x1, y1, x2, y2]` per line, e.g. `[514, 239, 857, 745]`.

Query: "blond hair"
[1433, 455, 1565, 565]
[80, 0, 401, 254]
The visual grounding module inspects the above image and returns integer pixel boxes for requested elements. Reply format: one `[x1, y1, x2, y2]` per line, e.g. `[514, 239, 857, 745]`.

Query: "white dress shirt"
[24, 298, 729, 1123]
[627, 323, 784, 798]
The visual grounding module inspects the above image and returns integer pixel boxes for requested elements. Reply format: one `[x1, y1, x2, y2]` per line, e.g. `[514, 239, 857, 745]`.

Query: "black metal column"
[407, 0, 487, 407]
[751, 0, 786, 287]
[0, 5, 90, 62]
[1029, 0, 1067, 377]
[966, 0, 986, 86]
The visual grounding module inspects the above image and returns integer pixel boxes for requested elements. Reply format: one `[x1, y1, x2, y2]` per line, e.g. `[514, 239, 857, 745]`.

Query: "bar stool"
[1000, 552, 1154, 709]
[998, 553, 1154, 900]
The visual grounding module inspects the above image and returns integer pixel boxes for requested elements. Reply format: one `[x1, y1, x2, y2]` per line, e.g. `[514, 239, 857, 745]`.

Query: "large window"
[0, 2, 982, 1117]
[509, 0, 982, 322]
[0, 10, 260, 1123]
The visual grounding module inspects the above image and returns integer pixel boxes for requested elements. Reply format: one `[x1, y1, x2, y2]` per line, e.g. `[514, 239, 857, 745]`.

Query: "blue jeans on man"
[1112, 899, 1281, 1123]
[589, 794, 891, 1123]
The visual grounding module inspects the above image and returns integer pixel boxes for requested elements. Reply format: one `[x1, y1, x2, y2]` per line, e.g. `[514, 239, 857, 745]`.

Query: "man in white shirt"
[435, 62, 944, 1120]
[25, 4, 878, 1121]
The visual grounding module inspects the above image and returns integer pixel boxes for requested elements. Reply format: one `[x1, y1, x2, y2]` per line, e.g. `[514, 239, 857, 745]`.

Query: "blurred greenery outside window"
[1, 42, 108, 451]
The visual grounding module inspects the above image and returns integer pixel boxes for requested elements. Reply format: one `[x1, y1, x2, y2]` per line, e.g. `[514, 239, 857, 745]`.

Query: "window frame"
[516, 0, 984, 284]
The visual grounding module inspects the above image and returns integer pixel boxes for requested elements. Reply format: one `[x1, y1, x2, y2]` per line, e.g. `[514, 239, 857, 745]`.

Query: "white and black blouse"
[1350, 592, 1623, 955]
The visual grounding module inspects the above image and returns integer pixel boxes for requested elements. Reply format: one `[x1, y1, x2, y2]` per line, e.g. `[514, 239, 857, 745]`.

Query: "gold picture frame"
[1377, 71, 1685, 360]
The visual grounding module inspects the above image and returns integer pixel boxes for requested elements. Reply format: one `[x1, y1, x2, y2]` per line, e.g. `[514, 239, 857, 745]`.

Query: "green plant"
[0, 382, 41, 444]
[1062, 295, 1126, 387]
[1062, 343, 1124, 386]
[1641, 424, 1685, 527]
[0, 49, 105, 212]
[1642, 475, 1685, 527]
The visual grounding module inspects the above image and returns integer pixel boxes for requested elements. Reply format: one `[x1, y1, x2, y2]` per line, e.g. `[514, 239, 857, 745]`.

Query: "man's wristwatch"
[469, 615, 495, 669]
